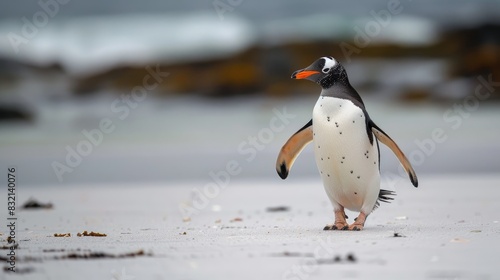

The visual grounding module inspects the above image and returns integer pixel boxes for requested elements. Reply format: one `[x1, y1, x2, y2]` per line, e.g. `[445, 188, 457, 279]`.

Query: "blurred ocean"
[1, 1, 500, 74]
[1, 95, 499, 186]
[2, 0, 499, 23]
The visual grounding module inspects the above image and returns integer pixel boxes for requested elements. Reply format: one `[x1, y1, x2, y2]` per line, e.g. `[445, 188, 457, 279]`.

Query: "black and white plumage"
[276, 56, 417, 231]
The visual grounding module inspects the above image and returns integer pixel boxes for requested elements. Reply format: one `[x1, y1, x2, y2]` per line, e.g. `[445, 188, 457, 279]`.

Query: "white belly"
[312, 96, 380, 213]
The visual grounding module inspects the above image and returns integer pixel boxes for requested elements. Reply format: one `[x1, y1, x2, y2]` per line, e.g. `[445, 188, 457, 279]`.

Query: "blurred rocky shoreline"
[0, 19, 499, 121]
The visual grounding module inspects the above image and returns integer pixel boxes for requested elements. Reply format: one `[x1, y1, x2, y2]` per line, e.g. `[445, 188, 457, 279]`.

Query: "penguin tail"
[373, 189, 396, 210]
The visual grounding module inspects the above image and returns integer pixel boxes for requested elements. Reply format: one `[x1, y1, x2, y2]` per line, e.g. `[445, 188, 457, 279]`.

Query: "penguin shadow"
[316, 221, 411, 236]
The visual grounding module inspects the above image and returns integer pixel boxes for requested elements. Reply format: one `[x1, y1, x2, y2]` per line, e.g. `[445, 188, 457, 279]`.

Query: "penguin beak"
[291, 69, 320, 79]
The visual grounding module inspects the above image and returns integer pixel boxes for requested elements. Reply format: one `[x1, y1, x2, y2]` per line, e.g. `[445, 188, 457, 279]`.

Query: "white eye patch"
[321, 57, 337, 73]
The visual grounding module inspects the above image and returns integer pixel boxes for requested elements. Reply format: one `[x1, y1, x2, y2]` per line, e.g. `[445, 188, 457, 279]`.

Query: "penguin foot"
[323, 222, 349, 230]
[324, 207, 349, 230]
[348, 223, 364, 231]
[348, 212, 367, 231]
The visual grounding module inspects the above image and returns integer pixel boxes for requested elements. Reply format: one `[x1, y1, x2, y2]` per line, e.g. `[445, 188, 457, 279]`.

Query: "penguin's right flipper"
[371, 122, 418, 188]
[276, 120, 313, 179]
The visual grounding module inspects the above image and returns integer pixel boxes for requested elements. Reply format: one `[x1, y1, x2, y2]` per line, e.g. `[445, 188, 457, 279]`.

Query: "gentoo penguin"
[276, 56, 418, 231]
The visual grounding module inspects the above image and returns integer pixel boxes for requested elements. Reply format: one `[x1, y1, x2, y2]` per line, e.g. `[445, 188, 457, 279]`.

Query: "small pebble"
[346, 253, 357, 262]
[450, 238, 469, 243]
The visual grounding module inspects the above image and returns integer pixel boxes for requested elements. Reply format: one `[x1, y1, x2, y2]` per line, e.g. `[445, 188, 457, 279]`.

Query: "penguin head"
[291, 56, 348, 89]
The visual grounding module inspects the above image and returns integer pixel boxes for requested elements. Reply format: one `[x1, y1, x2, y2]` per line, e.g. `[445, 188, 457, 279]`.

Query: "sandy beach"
[1, 175, 499, 279]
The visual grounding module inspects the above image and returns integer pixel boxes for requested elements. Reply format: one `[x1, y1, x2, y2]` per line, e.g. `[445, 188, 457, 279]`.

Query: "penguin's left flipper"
[276, 120, 313, 179]
[371, 122, 418, 188]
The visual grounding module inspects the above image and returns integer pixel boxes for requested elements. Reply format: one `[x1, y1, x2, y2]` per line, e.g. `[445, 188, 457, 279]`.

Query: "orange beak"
[292, 70, 320, 79]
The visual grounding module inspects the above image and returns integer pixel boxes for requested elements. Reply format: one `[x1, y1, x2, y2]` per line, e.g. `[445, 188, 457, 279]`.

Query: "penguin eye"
[322, 67, 330, 74]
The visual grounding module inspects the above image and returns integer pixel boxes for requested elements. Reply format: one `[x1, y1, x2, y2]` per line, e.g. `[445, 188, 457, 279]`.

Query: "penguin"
[276, 56, 418, 231]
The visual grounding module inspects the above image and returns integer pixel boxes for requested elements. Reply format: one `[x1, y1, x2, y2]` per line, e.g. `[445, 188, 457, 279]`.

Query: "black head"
[291, 56, 349, 89]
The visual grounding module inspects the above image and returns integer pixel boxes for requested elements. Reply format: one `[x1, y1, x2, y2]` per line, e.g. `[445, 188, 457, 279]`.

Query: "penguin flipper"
[276, 120, 313, 179]
[370, 122, 418, 188]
